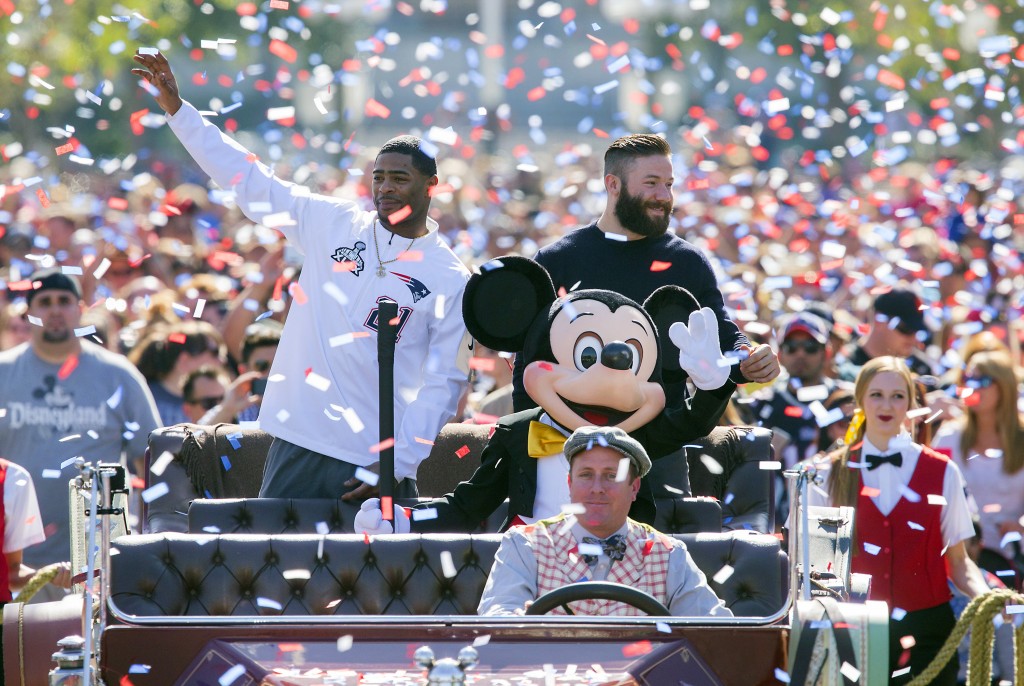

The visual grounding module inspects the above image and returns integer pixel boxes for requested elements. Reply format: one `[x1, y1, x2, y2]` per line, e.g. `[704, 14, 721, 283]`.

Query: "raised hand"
[668, 307, 731, 391]
[131, 50, 183, 115]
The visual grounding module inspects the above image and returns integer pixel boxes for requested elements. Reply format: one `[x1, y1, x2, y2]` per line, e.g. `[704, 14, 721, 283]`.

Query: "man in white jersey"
[132, 51, 471, 499]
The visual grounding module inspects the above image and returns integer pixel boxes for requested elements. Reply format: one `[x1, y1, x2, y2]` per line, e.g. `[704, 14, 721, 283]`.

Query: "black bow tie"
[865, 452, 903, 471]
[581, 534, 627, 566]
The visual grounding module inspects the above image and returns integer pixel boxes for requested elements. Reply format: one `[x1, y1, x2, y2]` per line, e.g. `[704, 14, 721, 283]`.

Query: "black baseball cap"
[25, 267, 82, 306]
[874, 287, 926, 332]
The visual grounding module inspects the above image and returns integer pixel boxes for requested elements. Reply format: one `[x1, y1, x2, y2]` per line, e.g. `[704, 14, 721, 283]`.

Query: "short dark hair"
[182, 365, 228, 402]
[241, 323, 282, 366]
[604, 134, 671, 181]
[377, 135, 437, 177]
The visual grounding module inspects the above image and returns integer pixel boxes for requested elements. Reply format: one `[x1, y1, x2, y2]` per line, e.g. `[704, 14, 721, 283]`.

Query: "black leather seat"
[108, 531, 787, 618]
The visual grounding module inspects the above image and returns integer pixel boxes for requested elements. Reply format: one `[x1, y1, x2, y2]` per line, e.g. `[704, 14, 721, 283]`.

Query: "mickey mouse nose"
[601, 342, 633, 371]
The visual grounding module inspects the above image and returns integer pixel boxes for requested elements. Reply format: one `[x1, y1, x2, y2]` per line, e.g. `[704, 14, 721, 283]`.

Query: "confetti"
[305, 372, 331, 392]
[353, 467, 379, 486]
[440, 550, 457, 578]
[337, 635, 353, 652]
[712, 565, 734, 584]
[219, 665, 246, 686]
[140, 482, 169, 503]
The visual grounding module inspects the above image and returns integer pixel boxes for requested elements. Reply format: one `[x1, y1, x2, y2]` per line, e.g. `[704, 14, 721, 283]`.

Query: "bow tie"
[865, 452, 903, 471]
[527, 421, 568, 458]
[580, 534, 627, 566]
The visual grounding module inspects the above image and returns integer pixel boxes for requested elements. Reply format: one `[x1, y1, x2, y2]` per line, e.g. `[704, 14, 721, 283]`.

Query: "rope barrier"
[15, 564, 63, 604]
[906, 589, 1024, 686]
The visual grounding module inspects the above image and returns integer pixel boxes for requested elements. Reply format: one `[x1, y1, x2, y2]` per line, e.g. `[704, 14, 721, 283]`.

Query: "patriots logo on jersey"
[331, 240, 366, 276]
[391, 272, 431, 302]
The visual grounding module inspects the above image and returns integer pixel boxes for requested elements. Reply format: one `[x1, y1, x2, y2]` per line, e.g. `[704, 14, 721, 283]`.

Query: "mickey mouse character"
[356, 256, 735, 533]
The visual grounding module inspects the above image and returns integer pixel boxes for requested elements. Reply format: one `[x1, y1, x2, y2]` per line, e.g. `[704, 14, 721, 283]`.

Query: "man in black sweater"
[512, 134, 779, 412]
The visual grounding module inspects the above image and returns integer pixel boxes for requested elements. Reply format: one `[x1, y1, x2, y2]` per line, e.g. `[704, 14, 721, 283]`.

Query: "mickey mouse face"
[523, 296, 665, 433]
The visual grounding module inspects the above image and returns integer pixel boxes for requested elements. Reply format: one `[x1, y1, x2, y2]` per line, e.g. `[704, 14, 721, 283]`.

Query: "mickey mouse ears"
[644, 285, 701, 375]
[463, 255, 556, 352]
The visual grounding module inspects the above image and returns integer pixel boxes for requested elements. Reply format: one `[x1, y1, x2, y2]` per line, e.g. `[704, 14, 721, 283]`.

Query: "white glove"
[669, 307, 731, 391]
[353, 498, 410, 534]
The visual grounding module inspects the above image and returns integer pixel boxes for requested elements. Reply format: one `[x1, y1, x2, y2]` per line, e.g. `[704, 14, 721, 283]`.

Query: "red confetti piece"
[278, 643, 303, 652]
[592, 128, 609, 138]
[455, 445, 470, 459]
[649, 260, 672, 272]
[861, 486, 881, 498]
[55, 143, 74, 155]
[622, 640, 653, 658]
[36, 188, 50, 208]
[369, 438, 395, 454]
[365, 99, 391, 118]
[57, 355, 78, 380]
[120, 676, 134, 686]
[268, 39, 297, 63]
[269, 0, 288, 8]
[527, 86, 546, 102]
[381, 496, 393, 522]
[414, 436, 435, 446]
[108, 197, 128, 211]
[7, 279, 35, 291]
[168, 333, 187, 344]
[877, 69, 905, 90]
[468, 357, 496, 372]
[288, 282, 308, 305]
[387, 205, 412, 224]
[128, 253, 151, 268]
[642, 539, 654, 556]
[784, 406, 803, 418]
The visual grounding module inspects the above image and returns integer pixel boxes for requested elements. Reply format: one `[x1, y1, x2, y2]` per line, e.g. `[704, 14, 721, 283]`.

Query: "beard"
[613, 185, 672, 238]
[42, 328, 71, 344]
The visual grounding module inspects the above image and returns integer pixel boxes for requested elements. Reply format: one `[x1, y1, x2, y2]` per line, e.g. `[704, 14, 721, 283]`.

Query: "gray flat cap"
[563, 426, 651, 478]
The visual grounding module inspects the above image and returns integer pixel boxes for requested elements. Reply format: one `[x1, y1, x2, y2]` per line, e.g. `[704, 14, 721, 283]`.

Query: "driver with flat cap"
[478, 426, 732, 617]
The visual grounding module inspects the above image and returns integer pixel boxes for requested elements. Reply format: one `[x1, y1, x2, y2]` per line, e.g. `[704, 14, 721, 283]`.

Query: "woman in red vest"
[811, 356, 990, 685]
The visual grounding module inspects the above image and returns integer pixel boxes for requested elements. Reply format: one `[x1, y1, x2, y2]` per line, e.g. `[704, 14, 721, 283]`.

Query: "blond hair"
[958, 350, 1024, 474]
[828, 356, 917, 506]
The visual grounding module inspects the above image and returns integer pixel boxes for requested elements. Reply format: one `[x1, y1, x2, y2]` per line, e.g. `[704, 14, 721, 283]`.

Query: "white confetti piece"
[560, 503, 586, 515]
[141, 482, 170, 503]
[1000, 531, 1022, 549]
[305, 372, 331, 392]
[766, 97, 790, 114]
[796, 385, 830, 402]
[219, 664, 246, 686]
[256, 597, 282, 610]
[907, 521, 925, 531]
[774, 668, 791, 683]
[329, 333, 357, 347]
[42, 469, 62, 479]
[839, 662, 860, 682]
[283, 569, 310, 580]
[341, 407, 364, 433]
[759, 461, 782, 470]
[59, 434, 80, 443]
[354, 467, 378, 486]
[1006, 605, 1024, 614]
[27, 315, 43, 326]
[60, 456, 79, 469]
[412, 508, 438, 521]
[149, 451, 175, 477]
[713, 565, 734, 584]
[313, 96, 328, 115]
[655, 621, 671, 633]
[74, 325, 97, 338]
[700, 454, 723, 475]
[267, 106, 296, 122]
[93, 258, 111, 279]
[276, 409, 290, 423]
[472, 635, 491, 647]
[863, 543, 881, 556]
[337, 635, 353, 652]
[434, 293, 446, 319]
[578, 543, 603, 557]
[61, 266, 83, 276]
[193, 299, 206, 319]
[428, 125, 458, 146]
[926, 494, 947, 506]
[440, 550, 457, 578]
[137, 47, 159, 56]
[323, 282, 349, 306]
[615, 457, 630, 482]
[891, 607, 907, 621]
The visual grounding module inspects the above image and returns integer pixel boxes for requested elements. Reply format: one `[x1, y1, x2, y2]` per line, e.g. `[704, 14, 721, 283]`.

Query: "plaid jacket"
[517, 514, 674, 616]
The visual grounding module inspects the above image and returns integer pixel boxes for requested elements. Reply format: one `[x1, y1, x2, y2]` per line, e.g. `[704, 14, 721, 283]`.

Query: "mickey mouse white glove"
[669, 307, 731, 391]
[353, 498, 411, 535]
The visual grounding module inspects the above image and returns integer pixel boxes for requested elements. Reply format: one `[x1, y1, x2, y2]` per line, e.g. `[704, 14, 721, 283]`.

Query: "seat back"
[685, 426, 775, 533]
[414, 422, 493, 497]
[108, 531, 786, 619]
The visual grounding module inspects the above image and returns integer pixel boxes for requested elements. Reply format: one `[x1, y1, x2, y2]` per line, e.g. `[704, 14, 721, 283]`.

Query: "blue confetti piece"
[204, 490, 213, 499]
[227, 432, 243, 450]
[221, 455, 232, 471]
[255, 311, 273, 322]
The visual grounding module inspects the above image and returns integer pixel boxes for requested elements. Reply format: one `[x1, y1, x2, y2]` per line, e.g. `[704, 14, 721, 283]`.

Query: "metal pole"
[800, 470, 812, 601]
[82, 467, 98, 683]
[377, 298, 398, 519]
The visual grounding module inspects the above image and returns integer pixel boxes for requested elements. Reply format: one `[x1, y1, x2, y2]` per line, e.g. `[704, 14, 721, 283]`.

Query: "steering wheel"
[525, 581, 671, 616]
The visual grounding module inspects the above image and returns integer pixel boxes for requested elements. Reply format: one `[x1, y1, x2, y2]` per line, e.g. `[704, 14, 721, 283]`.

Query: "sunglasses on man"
[780, 340, 824, 355]
[186, 395, 223, 411]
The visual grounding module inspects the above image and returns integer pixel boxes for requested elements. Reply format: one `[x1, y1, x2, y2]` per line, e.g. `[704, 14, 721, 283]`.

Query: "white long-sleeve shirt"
[166, 102, 471, 480]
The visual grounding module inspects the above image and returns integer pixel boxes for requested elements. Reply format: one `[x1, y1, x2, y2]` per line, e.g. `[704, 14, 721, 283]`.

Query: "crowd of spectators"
[1, 133, 1023, 602]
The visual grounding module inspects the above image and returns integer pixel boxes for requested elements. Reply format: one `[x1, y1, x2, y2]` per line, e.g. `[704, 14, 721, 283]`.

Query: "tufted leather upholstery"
[187, 498, 509, 535]
[684, 426, 775, 533]
[108, 531, 786, 618]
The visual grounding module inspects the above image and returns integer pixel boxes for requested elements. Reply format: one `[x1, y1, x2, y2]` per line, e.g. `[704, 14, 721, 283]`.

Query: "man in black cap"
[837, 286, 936, 382]
[0, 268, 160, 594]
[478, 426, 731, 617]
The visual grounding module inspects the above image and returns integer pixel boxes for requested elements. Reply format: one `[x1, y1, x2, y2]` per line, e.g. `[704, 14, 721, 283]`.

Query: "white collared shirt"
[520, 413, 570, 525]
[807, 433, 975, 548]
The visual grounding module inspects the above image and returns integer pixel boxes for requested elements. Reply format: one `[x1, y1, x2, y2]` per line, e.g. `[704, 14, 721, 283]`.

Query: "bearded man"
[512, 134, 778, 414]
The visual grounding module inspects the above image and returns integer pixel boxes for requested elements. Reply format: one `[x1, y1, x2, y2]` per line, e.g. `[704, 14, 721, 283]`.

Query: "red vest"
[853, 446, 950, 612]
[0, 459, 10, 602]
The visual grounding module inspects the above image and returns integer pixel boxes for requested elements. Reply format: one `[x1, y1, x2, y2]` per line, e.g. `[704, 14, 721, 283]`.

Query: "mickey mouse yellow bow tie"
[527, 421, 569, 458]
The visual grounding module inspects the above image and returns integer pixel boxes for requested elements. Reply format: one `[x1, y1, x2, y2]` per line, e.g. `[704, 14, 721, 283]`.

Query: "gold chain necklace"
[372, 219, 418, 278]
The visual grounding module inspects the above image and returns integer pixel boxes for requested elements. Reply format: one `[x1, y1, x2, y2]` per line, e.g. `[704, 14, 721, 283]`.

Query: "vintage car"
[4, 421, 887, 685]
